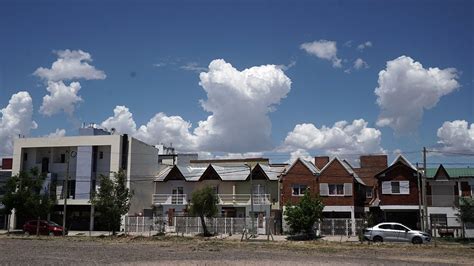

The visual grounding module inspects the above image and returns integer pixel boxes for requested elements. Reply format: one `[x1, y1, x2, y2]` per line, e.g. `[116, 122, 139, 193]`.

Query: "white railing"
[218, 194, 271, 205]
[152, 194, 188, 205]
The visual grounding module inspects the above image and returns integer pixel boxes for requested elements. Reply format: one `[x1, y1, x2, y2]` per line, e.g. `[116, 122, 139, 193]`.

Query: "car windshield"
[48, 221, 61, 227]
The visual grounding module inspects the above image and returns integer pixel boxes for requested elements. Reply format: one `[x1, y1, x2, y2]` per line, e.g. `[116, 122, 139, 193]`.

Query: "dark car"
[23, 220, 66, 236]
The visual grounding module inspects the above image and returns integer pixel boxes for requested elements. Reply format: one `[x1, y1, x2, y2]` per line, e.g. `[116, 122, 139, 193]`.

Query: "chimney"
[315, 156, 330, 169]
[360, 155, 387, 169]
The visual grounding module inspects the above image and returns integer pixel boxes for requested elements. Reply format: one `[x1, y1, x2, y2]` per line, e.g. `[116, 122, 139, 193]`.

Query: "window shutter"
[344, 183, 353, 196]
[400, 181, 410, 195]
[382, 181, 391, 194]
[319, 183, 329, 196]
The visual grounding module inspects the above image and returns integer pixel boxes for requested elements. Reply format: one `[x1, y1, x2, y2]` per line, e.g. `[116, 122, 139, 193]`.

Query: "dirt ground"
[0, 235, 473, 265]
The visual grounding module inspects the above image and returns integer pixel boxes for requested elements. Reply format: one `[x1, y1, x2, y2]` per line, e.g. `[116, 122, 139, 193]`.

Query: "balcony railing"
[427, 195, 467, 207]
[152, 193, 272, 206]
[153, 194, 188, 205]
[218, 194, 271, 205]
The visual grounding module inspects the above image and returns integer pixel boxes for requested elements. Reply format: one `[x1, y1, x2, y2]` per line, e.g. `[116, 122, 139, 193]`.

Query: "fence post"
[197, 217, 200, 234]
[185, 217, 188, 235]
[135, 216, 138, 233]
[332, 219, 335, 236]
[345, 219, 349, 236]
[225, 217, 227, 235]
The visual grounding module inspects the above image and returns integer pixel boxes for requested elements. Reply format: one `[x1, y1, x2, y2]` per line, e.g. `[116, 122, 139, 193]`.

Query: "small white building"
[10, 126, 159, 231]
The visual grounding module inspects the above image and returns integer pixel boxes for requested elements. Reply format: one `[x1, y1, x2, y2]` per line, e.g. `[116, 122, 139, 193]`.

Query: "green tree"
[456, 197, 474, 238]
[189, 186, 218, 237]
[284, 191, 324, 239]
[1, 168, 56, 230]
[91, 170, 132, 235]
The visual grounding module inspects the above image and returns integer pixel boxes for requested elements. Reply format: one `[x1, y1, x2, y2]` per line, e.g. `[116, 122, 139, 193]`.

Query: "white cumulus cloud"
[437, 120, 474, 153]
[45, 128, 66, 138]
[196, 59, 292, 152]
[0, 92, 37, 157]
[283, 119, 384, 155]
[375, 56, 460, 135]
[34, 49, 106, 82]
[100, 59, 292, 154]
[101, 105, 137, 135]
[300, 40, 342, 68]
[39, 81, 82, 116]
[286, 149, 313, 164]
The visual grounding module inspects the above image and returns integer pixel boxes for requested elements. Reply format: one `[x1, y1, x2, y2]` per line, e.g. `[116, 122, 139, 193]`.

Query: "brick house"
[281, 155, 386, 234]
[373, 155, 421, 229]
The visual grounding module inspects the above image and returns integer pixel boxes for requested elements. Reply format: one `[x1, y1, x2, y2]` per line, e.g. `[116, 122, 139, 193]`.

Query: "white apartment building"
[10, 126, 159, 231]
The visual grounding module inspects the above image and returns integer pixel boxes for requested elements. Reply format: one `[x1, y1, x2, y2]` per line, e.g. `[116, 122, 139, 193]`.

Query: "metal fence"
[317, 218, 365, 236]
[124, 216, 276, 236]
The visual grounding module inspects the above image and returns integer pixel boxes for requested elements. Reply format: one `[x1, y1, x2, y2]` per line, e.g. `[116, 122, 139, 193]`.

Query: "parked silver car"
[364, 222, 431, 244]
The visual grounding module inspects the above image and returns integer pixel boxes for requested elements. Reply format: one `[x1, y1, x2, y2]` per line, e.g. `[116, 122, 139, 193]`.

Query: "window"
[329, 184, 344, 196]
[379, 224, 392, 230]
[60, 154, 66, 163]
[393, 224, 408, 231]
[391, 182, 400, 194]
[366, 188, 373, 198]
[292, 184, 307, 196]
[430, 214, 447, 227]
[99, 151, 104, 159]
[382, 181, 409, 195]
[172, 187, 184, 204]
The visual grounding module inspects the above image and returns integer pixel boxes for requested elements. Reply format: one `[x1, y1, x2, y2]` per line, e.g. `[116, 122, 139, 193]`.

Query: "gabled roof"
[177, 165, 208, 181]
[211, 164, 249, 181]
[284, 157, 319, 175]
[257, 164, 285, 181]
[375, 154, 418, 178]
[319, 157, 365, 185]
[154, 166, 173, 181]
[426, 165, 474, 179]
[390, 154, 417, 171]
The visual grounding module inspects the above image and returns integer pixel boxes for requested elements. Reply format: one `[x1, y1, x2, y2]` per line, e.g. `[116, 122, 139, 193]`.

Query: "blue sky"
[0, 0, 472, 165]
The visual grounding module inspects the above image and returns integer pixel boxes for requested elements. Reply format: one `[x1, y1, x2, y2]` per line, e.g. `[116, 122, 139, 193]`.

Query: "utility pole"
[62, 150, 70, 237]
[416, 163, 424, 231]
[422, 147, 428, 232]
[62, 150, 76, 236]
[245, 163, 255, 236]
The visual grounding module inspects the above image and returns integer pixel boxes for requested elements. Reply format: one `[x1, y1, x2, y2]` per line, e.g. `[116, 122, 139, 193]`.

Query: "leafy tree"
[1, 168, 56, 230]
[91, 170, 131, 235]
[284, 191, 324, 239]
[456, 197, 474, 238]
[189, 186, 218, 237]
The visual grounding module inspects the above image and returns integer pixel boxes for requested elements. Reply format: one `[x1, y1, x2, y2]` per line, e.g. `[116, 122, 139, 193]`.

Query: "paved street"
[0, 236, 473, 265]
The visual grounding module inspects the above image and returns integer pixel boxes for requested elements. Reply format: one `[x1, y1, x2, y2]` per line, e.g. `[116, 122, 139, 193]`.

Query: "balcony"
[153, 194, 188, 205]
[218, 194, 271, 206]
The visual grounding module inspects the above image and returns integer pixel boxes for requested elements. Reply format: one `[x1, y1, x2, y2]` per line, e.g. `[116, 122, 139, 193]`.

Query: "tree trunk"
[200, 215, 210, 236]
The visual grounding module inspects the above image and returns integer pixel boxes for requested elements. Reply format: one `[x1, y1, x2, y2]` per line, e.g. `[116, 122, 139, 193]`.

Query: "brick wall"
[377, 164, 419, 205]
[318, 159, 355, 206]
[280, 160, 317, 206]
[314, 156, 329, 169]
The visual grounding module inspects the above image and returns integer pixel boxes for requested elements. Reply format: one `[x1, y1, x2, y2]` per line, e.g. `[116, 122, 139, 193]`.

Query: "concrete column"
[9, 209, 16, 230]
[351, 207, 356, 236]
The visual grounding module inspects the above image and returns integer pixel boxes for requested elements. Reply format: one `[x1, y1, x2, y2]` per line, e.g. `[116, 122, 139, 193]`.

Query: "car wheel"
[412, 236, 422, 244]
[373, 236, 383, 243]
[24, 231, 30, 236]
[48, 231, 54, 237]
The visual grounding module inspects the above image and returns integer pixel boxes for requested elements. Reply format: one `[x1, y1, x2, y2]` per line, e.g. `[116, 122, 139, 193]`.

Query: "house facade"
[373, 155, 421, 229]
[426, 165, 474, 237]
[153, 158, 285, 232]
[10, 126, 159, 230]
[280, 155, 386, 234]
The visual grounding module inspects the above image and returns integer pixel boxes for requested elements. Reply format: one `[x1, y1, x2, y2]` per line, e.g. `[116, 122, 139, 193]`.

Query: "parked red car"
[23, 220, 66, 236]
